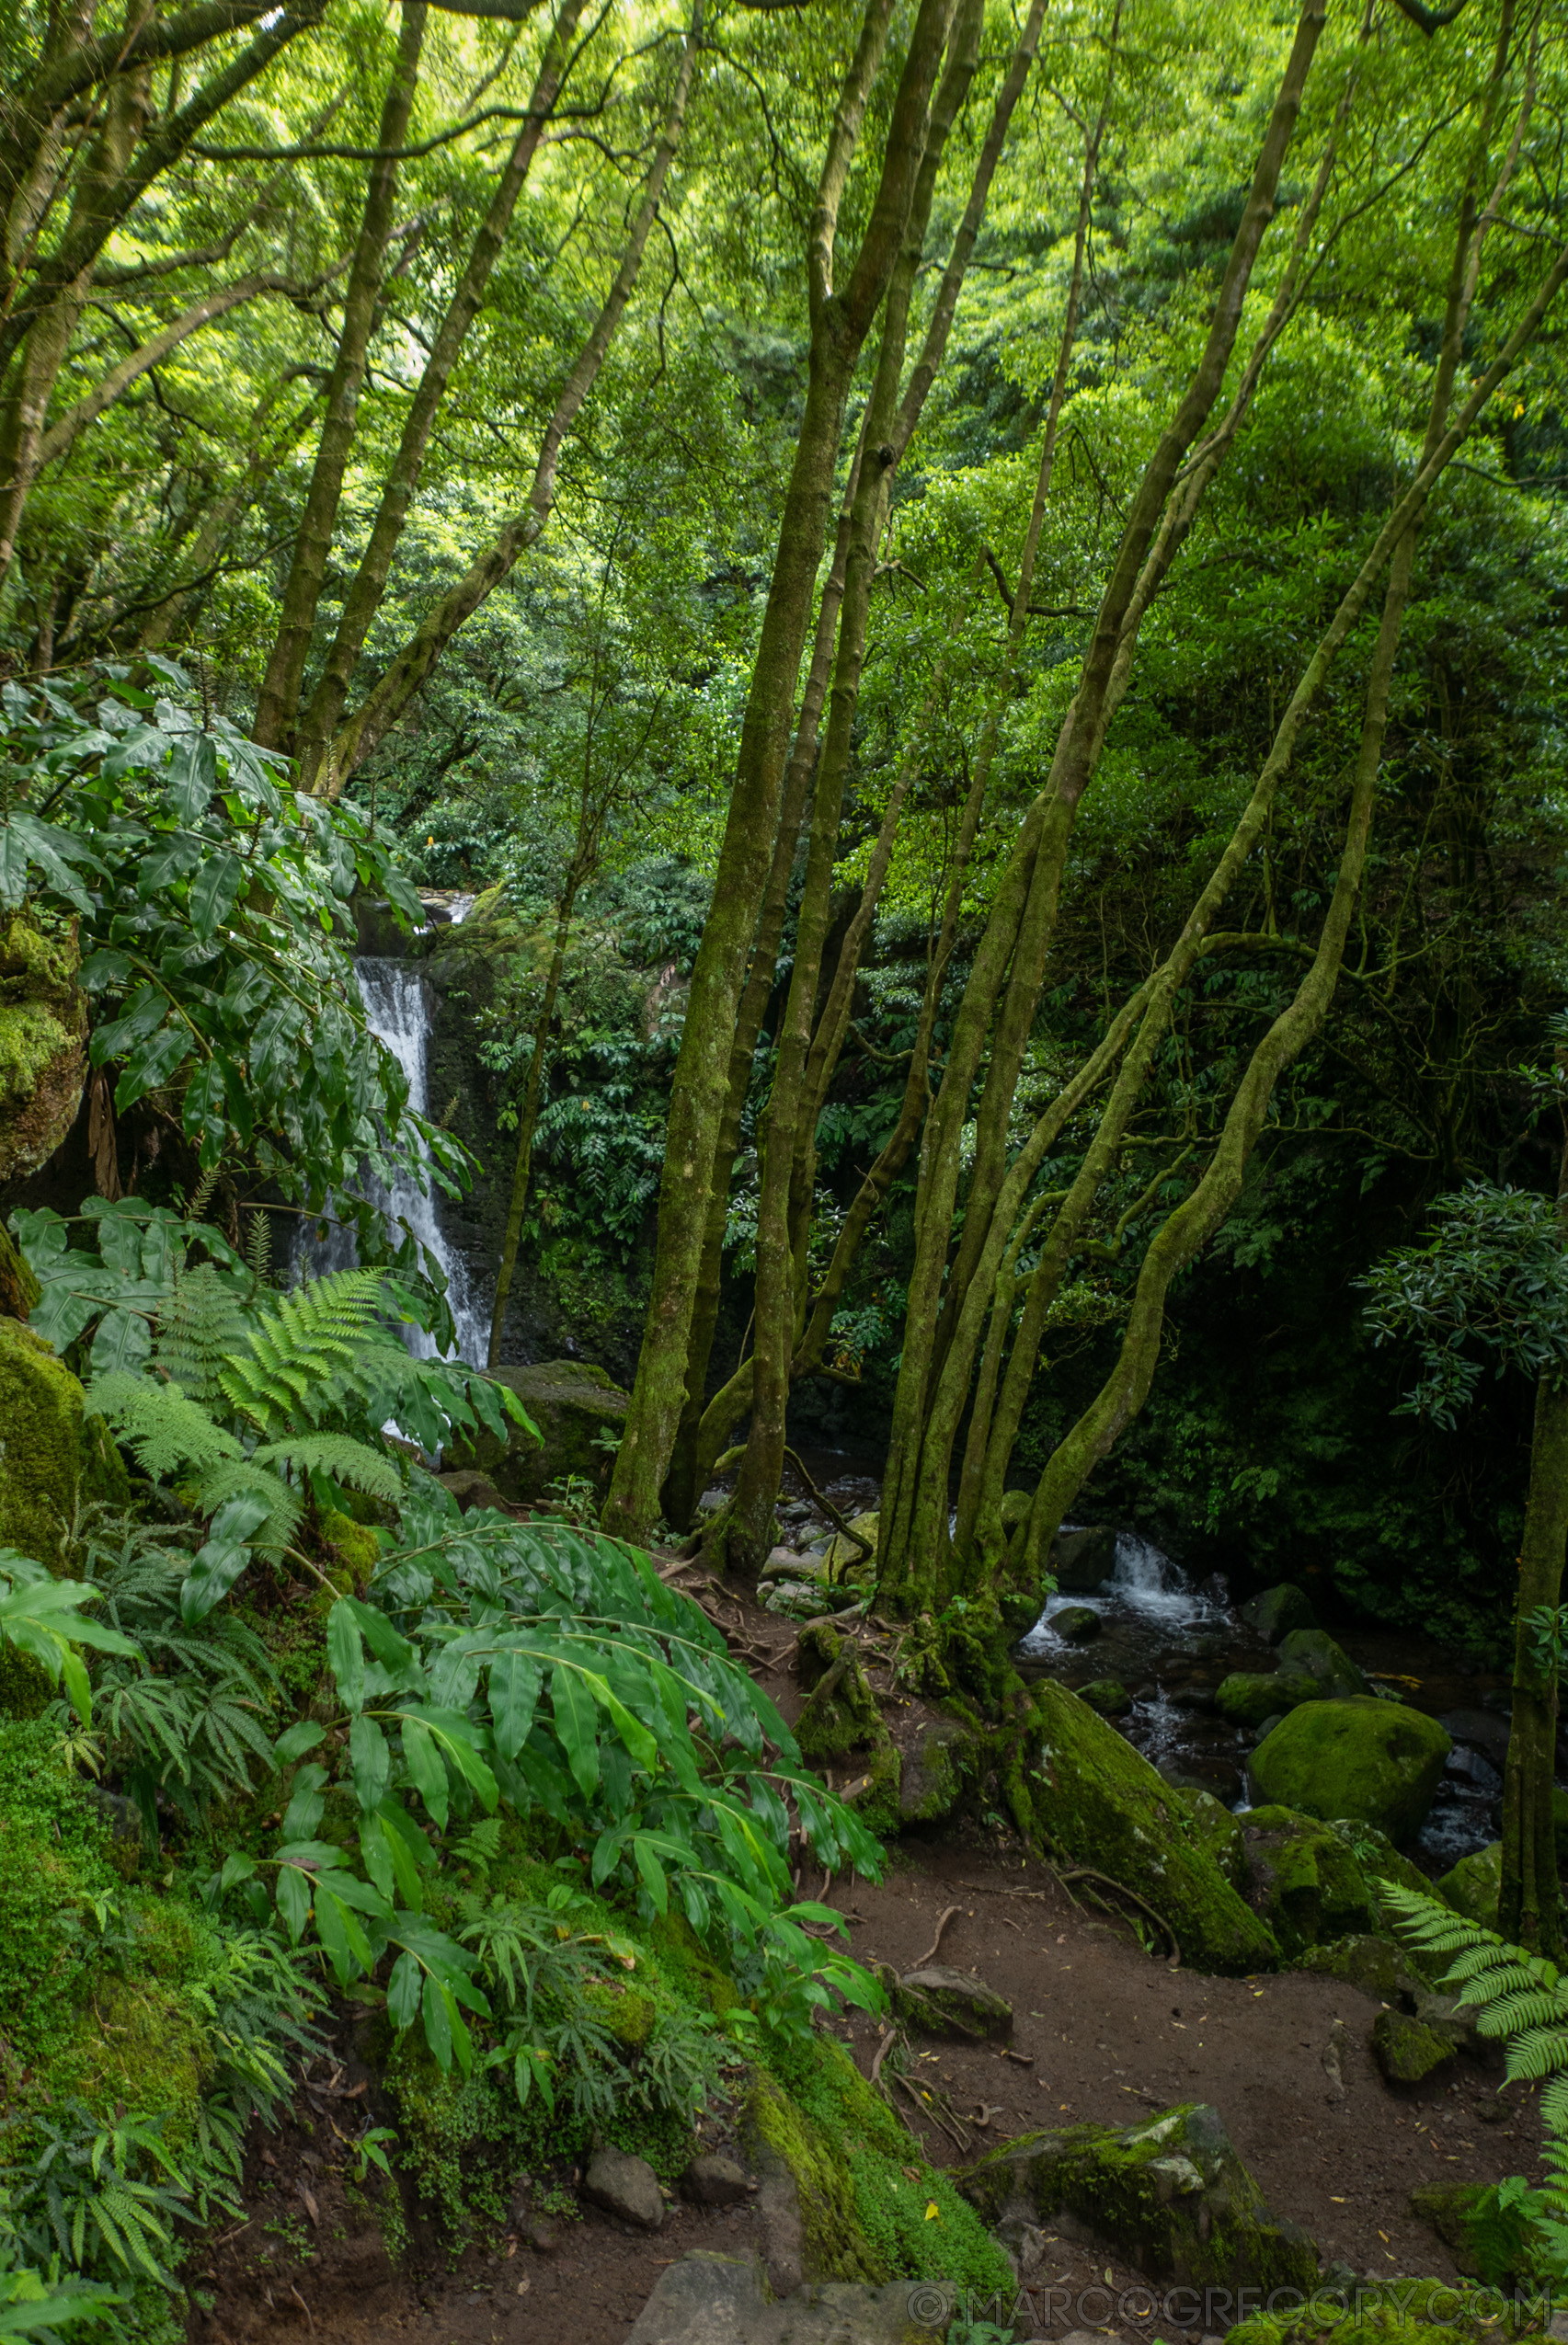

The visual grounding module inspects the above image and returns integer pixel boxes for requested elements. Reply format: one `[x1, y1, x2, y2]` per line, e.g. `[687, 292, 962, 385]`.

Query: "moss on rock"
[1248, 1699, 1450, 1843]
[0, 1317, 129, 1567]
[958, 2102, 1318, 2293]
[1028, 1681, 1279, 1973]
[1289, 1934, 1408, 1999]
[445, 1359, 627, 1504]
[1372, 2008, 1457, 2085]
[1215, 1673, 1324, 1731]
[1179, 1790, 1247, 1888]
[1239, 1807, 1378, 1956]
[1274, 1630, 1369, 1699]
[0, 1721, 116, 2064]
[1436, 1840, 1501, 1929]
[0, 916, 86, 1185]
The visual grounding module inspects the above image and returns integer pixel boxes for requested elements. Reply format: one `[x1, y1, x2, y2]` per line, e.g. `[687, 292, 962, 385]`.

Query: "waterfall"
[291, 929, 490, 1366]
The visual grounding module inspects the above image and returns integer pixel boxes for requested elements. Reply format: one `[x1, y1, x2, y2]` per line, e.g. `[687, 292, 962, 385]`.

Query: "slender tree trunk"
[1500, 1359, 1568, 1957]
[321, 7, 703, 792]
[603, 0, 962, 1542]
[293, 0, 589, 791]
[251, 0, 426, 751]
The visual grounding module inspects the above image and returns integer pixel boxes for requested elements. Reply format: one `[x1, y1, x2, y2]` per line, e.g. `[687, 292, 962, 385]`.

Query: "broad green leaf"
[275, 1862, 312, 1943]
[487, 1650, 541, 1760]
[387, 1948, 422, 2032]
[327, 1598, 366, 1714]
[275, 1721, 326, 1764]
[550, 1663, 600, 1799]
[399, 1716, 448, 1828]
[634, 1836, 669, 1916]
[422, 1970, 452, 2070]
[349, 1714, 391, 1813]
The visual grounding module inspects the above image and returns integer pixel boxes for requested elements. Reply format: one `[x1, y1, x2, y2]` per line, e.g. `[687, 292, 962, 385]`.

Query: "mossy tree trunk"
[1500, 1361, 1568, 1957]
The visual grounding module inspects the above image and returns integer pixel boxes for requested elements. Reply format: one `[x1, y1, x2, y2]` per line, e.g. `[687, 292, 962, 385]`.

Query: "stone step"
[622, 2253, 951, 2343]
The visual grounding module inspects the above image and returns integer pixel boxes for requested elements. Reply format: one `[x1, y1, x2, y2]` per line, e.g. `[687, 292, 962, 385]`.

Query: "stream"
[749, 1451, 1517, 1877]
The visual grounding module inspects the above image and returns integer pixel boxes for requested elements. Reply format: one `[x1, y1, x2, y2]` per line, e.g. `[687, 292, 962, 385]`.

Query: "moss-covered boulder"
[0, 916, 86, 1184]
[1409, 2181, 1485, 2275]
[1239, 1807, 1378, 1956]
[1274, 1628, 1369, 1699]
[1289, 1934, 1409, 1999]
[1049, 1524, 1116, 1591]
[0, 1317, 128, 1568]
[1229, 2278, 1494, 2345]
[1079, 1678, 1133, 1718]
[1238, 1584, 1315, 1644]
[1215, 1672, 1324, 1730]
[1373, 2008, 1457, 2084]
[957, 2102, 1318, 2293]
[897, 1713, 976, 1826]
[1248, 1699, 1450, 1842]
[1053, 1603, 1102, 1642]
[445, 1357, 627, 1503]
[823, 1511, 879, 1579]
[0, 1721, 115, 2064]
[1436, 1839, 1502, 1928]
[891, 1965, 1012, 2041]
[1179, 1790, 1247, 1887]
[1028, 1681, 1278, 1973]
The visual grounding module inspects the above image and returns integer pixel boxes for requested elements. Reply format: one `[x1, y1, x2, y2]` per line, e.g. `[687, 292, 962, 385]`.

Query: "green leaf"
[349, 1714, 391, 1813]
[327, 1598, 366, 1714]
[551, 1663, 600, 1799]
[400, 1716, 448, 1829]
[275, 1863, 312, 1944]
[87, 1307, 153, 1378]
[189, 851, 243, 943]
[487, 1650, 541, 1761]
[387, 1948, 422, 2032]
[275, 1722, 326, 1764]
[345, 1596, 418, 1678]
[115, 1022, 191, 1113]
[634, 1836, 669, 1916]
[421, 1970, 453, 2070]
[359, 1813, 396, 1901]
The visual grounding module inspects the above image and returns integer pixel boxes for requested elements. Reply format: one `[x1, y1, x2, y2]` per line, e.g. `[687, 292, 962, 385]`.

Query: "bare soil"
[197, 1564, 1545, 2345]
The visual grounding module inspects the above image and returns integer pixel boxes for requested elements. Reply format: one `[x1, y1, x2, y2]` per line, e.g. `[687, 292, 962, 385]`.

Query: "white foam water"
[292, 955, 489, 1365]
[1020, 1528, 1225, 1652]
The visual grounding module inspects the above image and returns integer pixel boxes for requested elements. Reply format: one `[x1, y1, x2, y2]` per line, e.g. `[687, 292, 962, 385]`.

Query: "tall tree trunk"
[320, 7, 703, 792]
[1500, 1351, 1568, 1958]
[251, 0, 426, 751]
[602, 0, 962, 1542]
[293, 0, 589, 792]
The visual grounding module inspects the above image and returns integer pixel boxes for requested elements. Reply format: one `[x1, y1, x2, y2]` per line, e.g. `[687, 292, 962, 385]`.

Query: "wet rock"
[1290, 1933, 1410, 2000]
[624, 2255, 949, 2343]
[898, 1713, 975, 1825]
[1240, 1807, 1378, 1956]
[1440, 1710, 1512, 1772]
[1214, 1672, 1324, 1730]
[1409, 2182, 1485, 2276]
[760, 1546, 820, 1581]
[1437, 1839, 1501, 1928]
[1053, 1604, 1102, 1643]
[0, 1316, 129, 1573]
[1176, 1789, 1245, 1886]
[1239, 1584, 1316, 1644]
[436, 1467, 511, 1515]
[822, 1511, 878, 1578]
[1247, 1699, 1450, 1842]
[894, 1963, 1013, 2040]
[1028, 1681, 1278, 1973]
[1050, 1525, 1116, 1592]
[527, 2218, 563, 2254]
[1078, 1678, 1133, 1719]
[957, 2102, 1317, 2293]
[584, 2147, 665, 2229]
[444, 1357, 627, 1504]
[1275, 1629, 1370, 1700]
[1373, 2009, 1457, 2085]
[682, 2154, 753, 2207]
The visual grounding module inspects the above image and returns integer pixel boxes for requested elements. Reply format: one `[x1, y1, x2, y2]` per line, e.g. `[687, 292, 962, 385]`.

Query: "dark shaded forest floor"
[195, 1567, 1543, 2345]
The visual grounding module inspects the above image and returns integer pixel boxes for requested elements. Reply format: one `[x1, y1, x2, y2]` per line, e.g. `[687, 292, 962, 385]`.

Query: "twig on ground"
[1056, 1867, 1180, 1967]
[910, 1905, 961, 1970]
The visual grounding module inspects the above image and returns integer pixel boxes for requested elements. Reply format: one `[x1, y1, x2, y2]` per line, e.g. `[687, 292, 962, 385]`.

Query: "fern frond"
[219, 1269, 390, 1433]
[1477, 1989, 1568, 2035]
[151, 1263, 247, 1406]
[194, 1461, 302, 1557]
[87, 1371, 243, 1480]
[1543, 2076, 1568, 2136]
[1507, 2027, 1568, 2081]
[250, 1433, 402, 1502]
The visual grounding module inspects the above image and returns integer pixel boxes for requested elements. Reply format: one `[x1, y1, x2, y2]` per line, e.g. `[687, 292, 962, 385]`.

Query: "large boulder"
[1248, 1699, 1451, 1843]
[1373, 2009, 1457, 2086]
[444, 1357, 627, 1504]
[1239, 1584, 1316, 1644]
[0, 917, 86, 1184]
[1214, 1672, 1324, 1731]
[1049, 1524, 1116, 1592]
[1274, 1628, 1369, 1699]
[0, 1317, 128, 1572]
[1239, 1806, 1378, 1956]
[1028, 1681, 1278, 1973]
[957, 2102, 1318, 2293]
[624, 2256, 949, 2345]
[1436, 1839, 1502, 1929]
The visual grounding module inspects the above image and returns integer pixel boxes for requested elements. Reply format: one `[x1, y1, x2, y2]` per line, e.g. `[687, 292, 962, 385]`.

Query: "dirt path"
[198, 1567, 1545, 2345]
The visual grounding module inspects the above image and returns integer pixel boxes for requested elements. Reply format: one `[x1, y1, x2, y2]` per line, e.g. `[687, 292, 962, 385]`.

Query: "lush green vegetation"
[6, 0, 1568, 2325]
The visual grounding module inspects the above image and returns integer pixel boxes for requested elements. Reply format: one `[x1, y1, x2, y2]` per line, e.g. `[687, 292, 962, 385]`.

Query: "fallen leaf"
[296, 2184, 319, 2227]
[924, 2202, 940, 2222]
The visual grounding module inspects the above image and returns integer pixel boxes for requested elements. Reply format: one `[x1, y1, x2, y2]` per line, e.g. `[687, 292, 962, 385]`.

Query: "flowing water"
[290, 912, 488, 1365]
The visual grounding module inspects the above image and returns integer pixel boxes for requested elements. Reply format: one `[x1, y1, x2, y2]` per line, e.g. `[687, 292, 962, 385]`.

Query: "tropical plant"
[1384, 1880, 1568, 2284]
[0, 669, 444, 1229]
[212, 1482, 882, 2076]
[0, 1555, 139, 1729]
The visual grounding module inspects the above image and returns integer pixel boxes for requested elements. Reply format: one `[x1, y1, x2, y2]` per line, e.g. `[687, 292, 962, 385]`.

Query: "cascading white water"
[1019, 1527, 1224, 1652]
[353, 958, 490, 1364]
[290, 909, 490, 1365]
